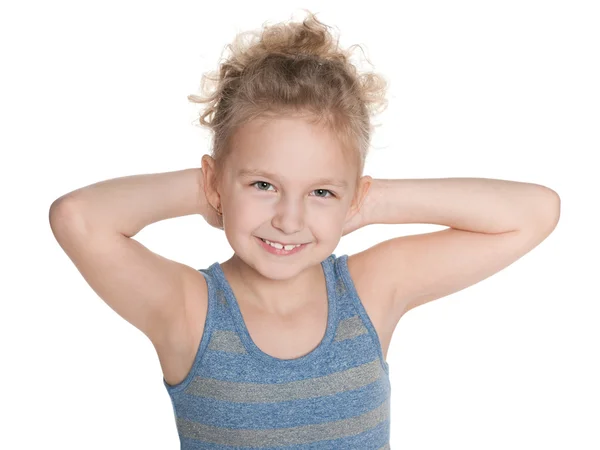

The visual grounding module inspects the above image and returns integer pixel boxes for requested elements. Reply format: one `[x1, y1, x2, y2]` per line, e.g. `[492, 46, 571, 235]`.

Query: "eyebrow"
[237, 168, 349, 189]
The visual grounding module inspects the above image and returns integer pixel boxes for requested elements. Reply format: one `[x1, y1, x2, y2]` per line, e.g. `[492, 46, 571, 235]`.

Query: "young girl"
[49, 10, 560, 449]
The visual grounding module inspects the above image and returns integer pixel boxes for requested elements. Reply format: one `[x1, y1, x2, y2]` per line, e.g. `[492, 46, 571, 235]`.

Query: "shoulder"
[182, 267, 210, 323]
[337, 252, 395, 304]
[157, 267, 209, 387]
[181, 267, 210, 350]
[338, 252, 397, 315]
[339, 252, 402, 358]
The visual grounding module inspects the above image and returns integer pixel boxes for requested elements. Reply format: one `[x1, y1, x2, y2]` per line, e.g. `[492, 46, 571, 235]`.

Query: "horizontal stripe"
[185, 357, 383, 403]
[176, 396, 390, 447]
[206, 314, 368, 356]
[334, 314, 369, 342]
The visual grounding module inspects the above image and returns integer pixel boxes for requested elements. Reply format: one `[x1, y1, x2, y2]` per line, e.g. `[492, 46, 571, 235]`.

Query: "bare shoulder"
[155, 267, 209, 387]
[345, 252, 403, 351]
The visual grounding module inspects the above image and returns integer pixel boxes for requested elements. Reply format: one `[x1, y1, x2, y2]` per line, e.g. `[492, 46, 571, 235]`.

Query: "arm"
[361, 177, 560, 233]
[341, 177, 560, 317]
[48, 168, 213, 346]
[51, 168, 211, 237]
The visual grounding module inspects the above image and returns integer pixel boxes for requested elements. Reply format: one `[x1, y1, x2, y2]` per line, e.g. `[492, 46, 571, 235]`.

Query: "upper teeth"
[263, 238, 303, 251]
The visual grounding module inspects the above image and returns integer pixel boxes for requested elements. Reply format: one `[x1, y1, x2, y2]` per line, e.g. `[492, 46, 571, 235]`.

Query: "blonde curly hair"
[188, 10, 388, 186]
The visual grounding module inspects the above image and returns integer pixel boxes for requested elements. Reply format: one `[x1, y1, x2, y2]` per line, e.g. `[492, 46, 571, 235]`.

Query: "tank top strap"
[331, 254, 390, 376]
[200, 263, 248, 357]
[161, 266, 235, 394]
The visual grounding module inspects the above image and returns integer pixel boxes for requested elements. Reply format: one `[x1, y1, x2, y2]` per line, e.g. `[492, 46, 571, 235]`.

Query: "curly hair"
[188, 10, 388, 186]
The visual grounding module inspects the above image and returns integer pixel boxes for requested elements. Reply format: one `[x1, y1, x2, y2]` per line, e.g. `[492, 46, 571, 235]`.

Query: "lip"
[256, 236, 309, 256]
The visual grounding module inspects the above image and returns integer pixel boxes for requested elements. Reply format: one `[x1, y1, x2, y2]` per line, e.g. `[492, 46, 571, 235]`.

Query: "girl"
[49, 10, 560, 449]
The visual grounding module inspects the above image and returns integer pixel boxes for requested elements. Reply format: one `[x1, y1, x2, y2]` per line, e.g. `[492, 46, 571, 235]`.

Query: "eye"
[251, 181, 275, 191]
[312, 188, 336, 198]
[250, 181, 336, 198]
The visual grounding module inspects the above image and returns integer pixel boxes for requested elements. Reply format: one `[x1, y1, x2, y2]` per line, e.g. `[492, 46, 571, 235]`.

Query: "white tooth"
[264, 239, 300, 251]
[266, 240, 283, 249]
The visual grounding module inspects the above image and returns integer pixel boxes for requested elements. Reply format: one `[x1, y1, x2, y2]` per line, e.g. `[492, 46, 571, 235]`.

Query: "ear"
[346, 175, 373, 221]
[201, 155, 222, 211]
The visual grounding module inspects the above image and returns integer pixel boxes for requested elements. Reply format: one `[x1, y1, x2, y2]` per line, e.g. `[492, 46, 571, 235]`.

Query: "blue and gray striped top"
[163, 253, 391, 449]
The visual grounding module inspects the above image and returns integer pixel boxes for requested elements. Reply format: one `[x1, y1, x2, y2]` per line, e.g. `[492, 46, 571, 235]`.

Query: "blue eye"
[313, 188, 335, 198]
[251, 181, 275, 191]
[250, 181, 336, 198]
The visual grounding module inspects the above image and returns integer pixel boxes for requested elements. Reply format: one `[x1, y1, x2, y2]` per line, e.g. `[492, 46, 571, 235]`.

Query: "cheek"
[311, 211, 347, 235]
[229, 193, 258, 215]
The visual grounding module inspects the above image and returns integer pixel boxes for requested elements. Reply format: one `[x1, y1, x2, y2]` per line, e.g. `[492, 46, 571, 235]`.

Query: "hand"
[341, 206, 366, 237]
[341, 177, 373, 236]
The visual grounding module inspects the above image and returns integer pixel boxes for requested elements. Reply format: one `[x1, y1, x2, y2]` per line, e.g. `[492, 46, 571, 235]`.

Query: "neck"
[222, 253, 320, 316]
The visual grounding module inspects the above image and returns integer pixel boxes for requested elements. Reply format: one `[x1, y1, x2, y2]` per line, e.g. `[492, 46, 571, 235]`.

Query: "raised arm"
[48, 168, 211, 347]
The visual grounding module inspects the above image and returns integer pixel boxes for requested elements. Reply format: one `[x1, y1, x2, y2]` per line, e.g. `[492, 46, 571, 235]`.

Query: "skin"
[201, 113, 372, 316]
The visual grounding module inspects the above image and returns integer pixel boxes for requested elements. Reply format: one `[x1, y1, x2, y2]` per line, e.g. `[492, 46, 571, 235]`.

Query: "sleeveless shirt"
[163, 253, 392, 449]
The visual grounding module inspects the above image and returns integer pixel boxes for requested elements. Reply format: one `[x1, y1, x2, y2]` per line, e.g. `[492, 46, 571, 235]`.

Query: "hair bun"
[189, 9, 388, 181]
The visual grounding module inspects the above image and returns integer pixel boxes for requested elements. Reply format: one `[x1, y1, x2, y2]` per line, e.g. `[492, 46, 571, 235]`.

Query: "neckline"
[209, 255, 338, 367]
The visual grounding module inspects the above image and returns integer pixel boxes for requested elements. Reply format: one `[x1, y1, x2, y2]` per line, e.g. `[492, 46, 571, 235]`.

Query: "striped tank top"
[163, 253, 391, 449]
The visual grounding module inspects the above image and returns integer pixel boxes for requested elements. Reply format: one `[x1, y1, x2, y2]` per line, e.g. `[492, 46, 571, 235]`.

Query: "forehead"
[227, 116, 354, 183]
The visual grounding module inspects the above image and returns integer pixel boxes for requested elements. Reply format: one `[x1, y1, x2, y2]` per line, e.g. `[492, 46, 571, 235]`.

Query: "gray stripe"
[207, 329, 247, 354]
[206, 314, 367, 356]
[378, 443, 390, 450]
[334, 315, 368, 342]
[216, 289, 228, 307]
[177, 397, 390, 447]
[185, 358, 384, 402]
[335, 276, 347, 297]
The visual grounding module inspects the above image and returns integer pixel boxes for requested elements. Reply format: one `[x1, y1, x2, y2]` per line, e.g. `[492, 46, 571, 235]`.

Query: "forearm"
[52, 168, 207, 237]
[363, 177, 560, 234]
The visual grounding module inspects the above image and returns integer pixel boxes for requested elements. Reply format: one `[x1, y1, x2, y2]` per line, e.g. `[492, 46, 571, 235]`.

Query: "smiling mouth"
[258, 237, 309, 247]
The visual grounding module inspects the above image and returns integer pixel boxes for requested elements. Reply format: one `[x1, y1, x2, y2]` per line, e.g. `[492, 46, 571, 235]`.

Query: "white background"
[2, 1, 598, 449]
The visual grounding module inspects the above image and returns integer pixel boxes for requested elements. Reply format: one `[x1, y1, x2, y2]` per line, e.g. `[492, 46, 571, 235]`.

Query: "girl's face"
[208, 115, 370, 279]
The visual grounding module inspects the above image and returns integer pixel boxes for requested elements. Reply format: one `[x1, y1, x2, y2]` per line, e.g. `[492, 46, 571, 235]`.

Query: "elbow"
[49, 196, 87, 240]
[520, 188, 561, 235]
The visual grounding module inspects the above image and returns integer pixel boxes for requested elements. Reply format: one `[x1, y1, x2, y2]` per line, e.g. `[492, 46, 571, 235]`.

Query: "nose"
[271, 196, 305, 235]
